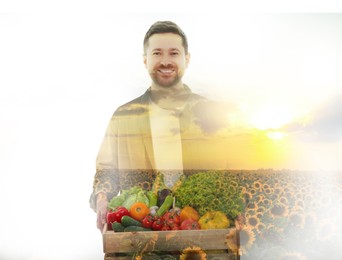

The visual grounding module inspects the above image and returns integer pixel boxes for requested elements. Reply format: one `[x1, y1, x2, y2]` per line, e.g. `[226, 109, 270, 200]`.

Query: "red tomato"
[161, 225, 171, 231]
[151, 217, 163, 231]
[171, 224, 180, 230]
[162, 211, 181, 226]
[106, 206, 130, 224]
[180, 219, 201, 230]
[142, 215, 154, 228]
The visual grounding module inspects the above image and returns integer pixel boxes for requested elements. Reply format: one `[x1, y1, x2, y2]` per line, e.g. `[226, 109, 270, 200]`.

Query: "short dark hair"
[143, 21, 188, 54]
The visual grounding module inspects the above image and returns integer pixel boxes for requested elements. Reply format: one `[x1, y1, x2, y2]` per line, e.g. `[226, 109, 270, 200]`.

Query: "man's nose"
[160, 55, 171, 66]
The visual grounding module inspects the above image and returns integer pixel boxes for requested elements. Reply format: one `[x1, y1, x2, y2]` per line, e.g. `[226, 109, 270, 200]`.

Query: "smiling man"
[90, 21, 232, 231]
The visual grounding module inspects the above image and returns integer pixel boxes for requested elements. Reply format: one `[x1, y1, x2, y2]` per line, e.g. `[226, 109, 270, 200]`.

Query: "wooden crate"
[102, 224, 239, 260]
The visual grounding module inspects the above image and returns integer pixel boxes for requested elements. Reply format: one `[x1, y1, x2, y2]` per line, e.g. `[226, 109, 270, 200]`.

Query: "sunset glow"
[248, 103, 295, 131]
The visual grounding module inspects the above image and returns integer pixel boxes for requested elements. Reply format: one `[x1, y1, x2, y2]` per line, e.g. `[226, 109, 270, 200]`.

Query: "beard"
[150, 65, 182, 88]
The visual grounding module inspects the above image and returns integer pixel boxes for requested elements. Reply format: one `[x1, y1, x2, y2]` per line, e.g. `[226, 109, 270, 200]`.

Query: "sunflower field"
[231, 169, 342, 260]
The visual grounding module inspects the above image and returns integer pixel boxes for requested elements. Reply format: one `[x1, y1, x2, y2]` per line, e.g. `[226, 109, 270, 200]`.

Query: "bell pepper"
[198, 211, 230, 229]
[107, 206, 130, 225]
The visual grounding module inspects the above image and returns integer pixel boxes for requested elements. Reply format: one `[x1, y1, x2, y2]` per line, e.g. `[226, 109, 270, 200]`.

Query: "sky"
[1, 2, 342, 260]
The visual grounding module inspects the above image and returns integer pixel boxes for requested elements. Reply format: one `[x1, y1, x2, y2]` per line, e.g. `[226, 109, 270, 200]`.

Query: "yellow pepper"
[198, 211, 230, 229]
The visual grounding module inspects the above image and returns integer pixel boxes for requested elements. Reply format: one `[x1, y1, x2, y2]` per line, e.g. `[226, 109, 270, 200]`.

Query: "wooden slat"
[103, 223, 237, 254]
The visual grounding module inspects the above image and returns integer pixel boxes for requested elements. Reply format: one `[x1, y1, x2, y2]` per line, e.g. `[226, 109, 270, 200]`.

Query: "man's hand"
[234, 213, 245, 231]
[96, 193, 108, 232]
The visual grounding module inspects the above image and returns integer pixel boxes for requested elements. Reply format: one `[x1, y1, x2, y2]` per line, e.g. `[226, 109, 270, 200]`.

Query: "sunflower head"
[270, 203, 289, 218]
[180, 246, 207, 260]
[289, 211, 305, 229]
[253, 181, 263, 190]
[225, 227, 256, 255]
[246, 215, 260, 228]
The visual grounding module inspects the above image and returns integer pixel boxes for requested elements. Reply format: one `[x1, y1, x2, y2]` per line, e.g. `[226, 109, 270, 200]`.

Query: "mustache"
[155, 64, 176, 70]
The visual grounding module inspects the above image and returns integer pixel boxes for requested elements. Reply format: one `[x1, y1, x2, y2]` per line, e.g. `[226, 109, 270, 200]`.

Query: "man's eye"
[153, 52, 161, 56]
[171, 52, 179, 56]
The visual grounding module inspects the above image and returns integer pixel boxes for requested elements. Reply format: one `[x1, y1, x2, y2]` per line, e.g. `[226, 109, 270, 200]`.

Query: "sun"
[249, 103, 294, 131]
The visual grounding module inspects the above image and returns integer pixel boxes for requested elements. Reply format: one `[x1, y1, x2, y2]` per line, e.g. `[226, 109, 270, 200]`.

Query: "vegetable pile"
[106, 171, 244, 232]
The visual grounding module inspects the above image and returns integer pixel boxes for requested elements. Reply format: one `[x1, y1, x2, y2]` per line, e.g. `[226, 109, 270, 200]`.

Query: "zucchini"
[121, 216, 142, 227]
[112, 221, 125, 232]
[124, 226, 152, 232]
[156, 195, 173, 216]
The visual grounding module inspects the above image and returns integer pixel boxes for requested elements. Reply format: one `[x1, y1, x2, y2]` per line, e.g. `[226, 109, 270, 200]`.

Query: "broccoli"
[174, 171, 245, 219]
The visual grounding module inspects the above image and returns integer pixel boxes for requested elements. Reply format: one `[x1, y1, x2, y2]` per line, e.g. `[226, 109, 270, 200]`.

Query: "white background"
[1, 2, 342, 259]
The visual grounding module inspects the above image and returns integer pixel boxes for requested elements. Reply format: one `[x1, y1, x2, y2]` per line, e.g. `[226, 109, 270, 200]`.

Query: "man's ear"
[185, 53, 191, 68]
[143, 54, 147, 68]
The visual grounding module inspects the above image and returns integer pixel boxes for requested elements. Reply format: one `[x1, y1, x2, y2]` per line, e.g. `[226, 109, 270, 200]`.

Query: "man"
[90, 21, 233, 231]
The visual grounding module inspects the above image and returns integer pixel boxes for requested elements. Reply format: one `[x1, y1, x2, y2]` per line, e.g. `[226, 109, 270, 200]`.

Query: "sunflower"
[262, 198, 273, 208]
[278, 196, 289, 205]
[252, 181, 263, 190]
[246, 209, 256, 217]
[273, 187, 283, 196]
[270, 203, 289, 218]
[263, 183, 270, 191]
[225, 229, 239, 253]
[289, 211, 305, 229]
[291, 205, 305, 215]
[285, 192, 293, 199]
[256, 205, 266, 213]
[256, 212, 263, 220]
[180, 246, 207, 260]
[255, 222, 266, 235]
[230, 180, 239, 188]
[264, 188, 274, 196]
[304, 193, 314, 203]
[238, 226, 256, 255]
[246, 215, 260, 228]
[294, 199, 305, 209]
[255, 194, 265, 203]
[283, 186, 291, 193]
[246, 202, 258, 210]
[225, 227, 256, 255]
[249, 188, 257, 196]
[215, 180, 223, 189]
[295, 192, 303, 200]
[140, 181, 151, 190]
[242, 191, 253, 203]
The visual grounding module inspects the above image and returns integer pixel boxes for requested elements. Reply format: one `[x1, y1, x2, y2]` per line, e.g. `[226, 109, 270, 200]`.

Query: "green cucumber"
[112, 222, 125, 232]
[156, 195, 173, 216]
[124, 226, 152, 232]
[121, 216, 142, 227]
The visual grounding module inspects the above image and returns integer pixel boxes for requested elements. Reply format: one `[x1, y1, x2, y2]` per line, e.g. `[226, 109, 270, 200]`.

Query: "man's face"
[144, 33, 190, 88]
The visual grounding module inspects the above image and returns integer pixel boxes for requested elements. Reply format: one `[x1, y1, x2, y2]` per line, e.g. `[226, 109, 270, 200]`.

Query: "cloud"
[191, 100, 237, 134]
[285, 94, 342, 142]
[115, 102, 149, 117]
